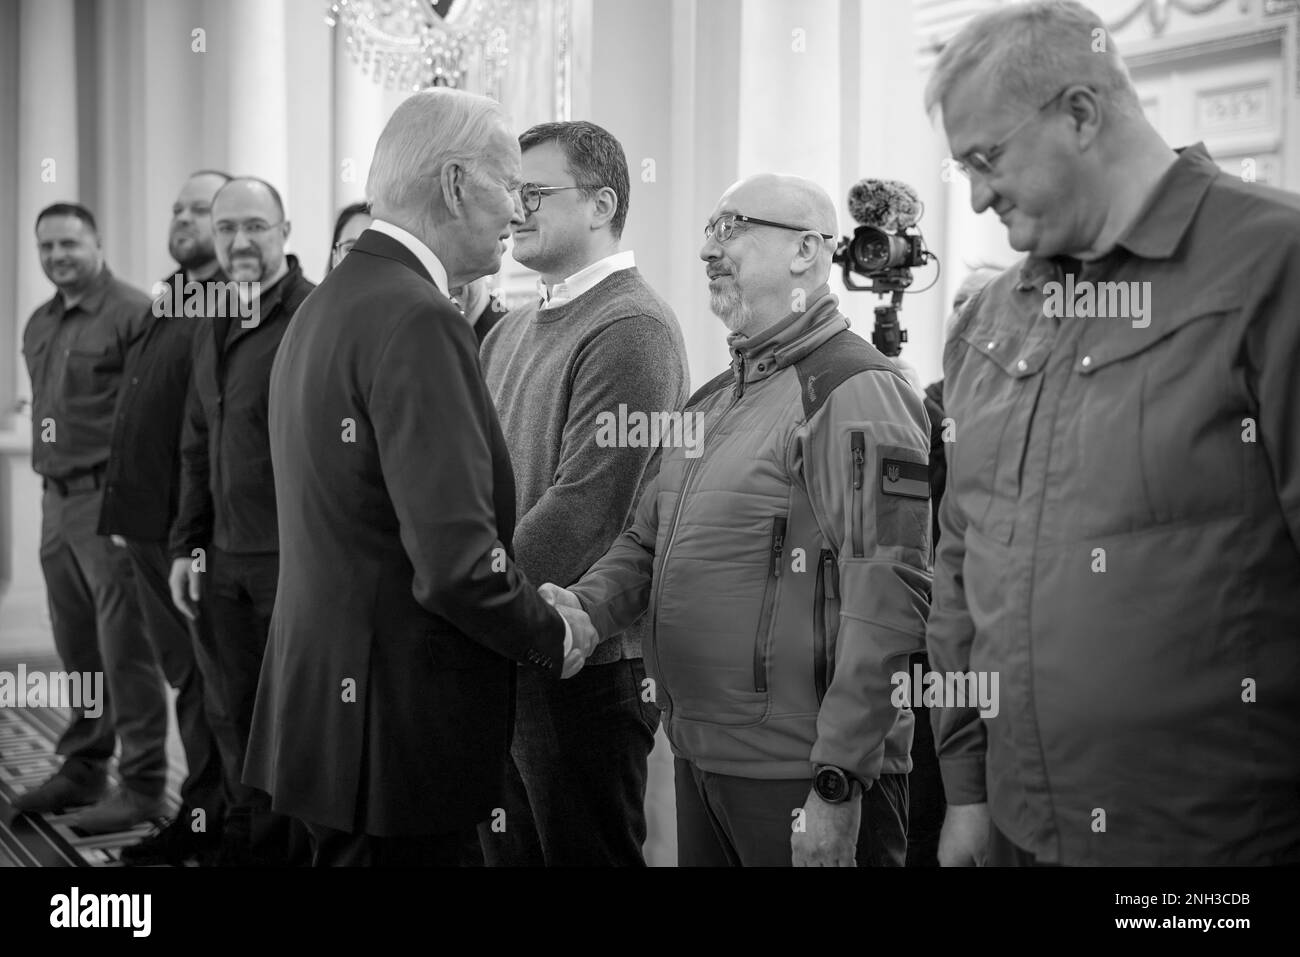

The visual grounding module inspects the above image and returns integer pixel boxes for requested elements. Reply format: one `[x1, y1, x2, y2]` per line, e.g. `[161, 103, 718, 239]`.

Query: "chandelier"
[325, 0, 512, 95]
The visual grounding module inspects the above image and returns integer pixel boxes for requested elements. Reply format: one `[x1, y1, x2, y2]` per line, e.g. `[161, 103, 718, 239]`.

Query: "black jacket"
[169, 256, 314, 558]
[243, 229, 565, 836]
[99, 267, 226, 541]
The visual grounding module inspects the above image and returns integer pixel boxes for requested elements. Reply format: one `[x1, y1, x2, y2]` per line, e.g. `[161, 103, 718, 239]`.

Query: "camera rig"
[832, 224, 937, 358]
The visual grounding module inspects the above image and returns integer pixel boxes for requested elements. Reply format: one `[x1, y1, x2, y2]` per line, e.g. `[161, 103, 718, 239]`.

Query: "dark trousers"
[674, 757, 909, 867]
[124, 539, 226, 828]
[39, 486, 167, 796]
[204, 546, 300, 863]
[906, 655, 945, 866]
[306, 820, 477, 867]
[479, 657, 659, 866]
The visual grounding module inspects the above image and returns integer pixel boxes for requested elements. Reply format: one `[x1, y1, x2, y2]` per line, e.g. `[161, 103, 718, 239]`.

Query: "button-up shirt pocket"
[948, 330, 1049, 545]
[63, 340, 122, 417]
[1070, 294, 1245, 532]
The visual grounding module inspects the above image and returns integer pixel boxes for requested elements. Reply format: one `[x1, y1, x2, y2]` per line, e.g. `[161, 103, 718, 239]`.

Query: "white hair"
[366, 88, 508, 223]
[924, 0, 1142, 120]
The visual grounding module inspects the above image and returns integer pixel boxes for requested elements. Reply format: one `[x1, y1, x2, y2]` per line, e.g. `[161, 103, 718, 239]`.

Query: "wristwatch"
[812, 765, 862, 803]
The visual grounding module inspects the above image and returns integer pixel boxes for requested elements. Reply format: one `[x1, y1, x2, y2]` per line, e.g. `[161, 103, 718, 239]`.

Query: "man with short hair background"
[550, 173, 931, 866]
[479, 120, 688, 866]
[17, 203, 169, 834]
[167, 176, 315, 866]
[925, 0, 1300, 866]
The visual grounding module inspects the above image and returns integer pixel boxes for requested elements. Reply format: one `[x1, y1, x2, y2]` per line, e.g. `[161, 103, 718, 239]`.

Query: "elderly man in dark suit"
[243, 88, 598, 867]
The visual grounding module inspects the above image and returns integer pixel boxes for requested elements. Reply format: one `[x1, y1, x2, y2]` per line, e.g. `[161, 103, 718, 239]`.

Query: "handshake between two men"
[538, 583, 597, 680]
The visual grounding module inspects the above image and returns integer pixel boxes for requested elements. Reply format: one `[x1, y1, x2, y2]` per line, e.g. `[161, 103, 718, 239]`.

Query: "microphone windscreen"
[846, 179, 922, 230]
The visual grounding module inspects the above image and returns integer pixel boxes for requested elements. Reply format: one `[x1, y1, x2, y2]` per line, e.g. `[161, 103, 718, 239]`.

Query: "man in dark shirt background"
[167, 177, 315, 866]
[98, 171, 235, 865]
[16, 203, 170, 834]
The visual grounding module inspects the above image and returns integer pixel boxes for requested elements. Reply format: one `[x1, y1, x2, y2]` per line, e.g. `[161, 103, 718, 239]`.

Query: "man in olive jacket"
[548, 174, 933, 867]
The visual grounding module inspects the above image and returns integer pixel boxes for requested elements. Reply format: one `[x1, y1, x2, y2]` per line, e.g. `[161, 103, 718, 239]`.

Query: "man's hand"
[938, 801, 990, 866]
[539, 582, 582, 610]
[554, 602, 598, 679]
[109, 534, 128, 548]
[168, 557, 201, 621]
[792, 787, 861, 867]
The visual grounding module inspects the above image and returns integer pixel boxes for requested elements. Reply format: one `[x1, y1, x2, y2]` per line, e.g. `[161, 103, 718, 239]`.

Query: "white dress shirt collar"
[538, 250, 635, 310]
[368, 219, 451, 297]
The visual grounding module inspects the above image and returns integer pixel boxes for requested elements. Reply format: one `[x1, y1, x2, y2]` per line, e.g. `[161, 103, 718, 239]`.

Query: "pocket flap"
[1075, 289, 1237, 374]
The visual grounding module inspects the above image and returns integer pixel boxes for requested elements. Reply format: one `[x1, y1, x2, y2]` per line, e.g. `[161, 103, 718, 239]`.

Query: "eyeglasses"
[517, 182, 605, 213]
[214, 219, 284, 240]
[704, 213, 835, 244]
[332, 239, 357, 262]
[952, 86, 1075, 178]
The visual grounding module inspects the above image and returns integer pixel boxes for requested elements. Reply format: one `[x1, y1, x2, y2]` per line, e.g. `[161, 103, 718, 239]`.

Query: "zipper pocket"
[753, 516, 786, 693]
[850, 431, 865, 557]
[814, 550, 839, 702]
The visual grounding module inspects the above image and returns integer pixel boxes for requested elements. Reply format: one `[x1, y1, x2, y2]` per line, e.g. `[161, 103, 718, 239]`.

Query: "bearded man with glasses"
[167, 176, 316, 866]
[547, 173, 932, 866]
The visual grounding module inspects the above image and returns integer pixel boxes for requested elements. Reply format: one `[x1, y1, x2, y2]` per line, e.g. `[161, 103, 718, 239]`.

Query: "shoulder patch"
[794, 330, 904, 419]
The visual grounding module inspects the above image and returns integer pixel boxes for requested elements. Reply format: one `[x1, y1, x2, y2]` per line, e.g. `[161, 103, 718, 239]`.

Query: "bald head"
[701, 173, 839, 336]
[721, 173, 838, 238]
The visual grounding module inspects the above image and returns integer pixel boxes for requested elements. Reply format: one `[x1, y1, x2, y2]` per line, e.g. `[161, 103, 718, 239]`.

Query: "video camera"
[831, 179, 937, 357]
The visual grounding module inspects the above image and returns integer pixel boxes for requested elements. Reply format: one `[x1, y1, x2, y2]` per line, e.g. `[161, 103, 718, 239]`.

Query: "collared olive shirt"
[22, 266, 153, 481]
[928, 143, 1300, 865]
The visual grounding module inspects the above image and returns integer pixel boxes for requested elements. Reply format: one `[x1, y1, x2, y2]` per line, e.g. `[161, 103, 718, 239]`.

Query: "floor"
[0, 625, 679, 867]
[0, 653, 186, 867]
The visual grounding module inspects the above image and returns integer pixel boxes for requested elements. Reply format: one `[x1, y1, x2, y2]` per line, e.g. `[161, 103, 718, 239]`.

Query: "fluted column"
[332, 22, 390, 212]
[1, 0, 80, 651]
[14, 0, 80, 413]
[737, 0, 841, 189]
[225, 0, 290, 204]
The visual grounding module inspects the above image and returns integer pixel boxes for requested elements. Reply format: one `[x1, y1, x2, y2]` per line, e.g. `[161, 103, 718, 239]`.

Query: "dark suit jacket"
[243, 229, 566, 837]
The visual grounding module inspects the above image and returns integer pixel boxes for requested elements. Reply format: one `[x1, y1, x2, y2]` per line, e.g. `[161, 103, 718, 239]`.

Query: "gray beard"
[710, 287, 753, 334]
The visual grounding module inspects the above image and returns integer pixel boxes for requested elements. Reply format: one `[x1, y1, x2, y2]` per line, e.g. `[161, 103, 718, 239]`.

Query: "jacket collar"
[214, 255, 305, 354]
[725, 285, 849, 386]
[350, 227, 440, 291]
[1016, 142, 1218, 291]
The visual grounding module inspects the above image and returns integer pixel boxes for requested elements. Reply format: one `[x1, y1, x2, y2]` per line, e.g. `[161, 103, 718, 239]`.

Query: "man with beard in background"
[99, 171, 234, 864]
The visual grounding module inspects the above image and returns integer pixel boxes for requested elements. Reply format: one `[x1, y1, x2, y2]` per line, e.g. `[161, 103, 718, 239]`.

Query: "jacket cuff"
[939, 752, 987, 805]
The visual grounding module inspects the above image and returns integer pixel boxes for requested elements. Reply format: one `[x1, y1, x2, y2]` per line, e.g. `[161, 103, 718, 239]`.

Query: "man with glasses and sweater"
[479, 121, 688, 866]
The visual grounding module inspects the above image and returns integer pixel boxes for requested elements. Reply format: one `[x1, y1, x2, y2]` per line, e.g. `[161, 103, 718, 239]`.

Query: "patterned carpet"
[0, 653, 183, 867]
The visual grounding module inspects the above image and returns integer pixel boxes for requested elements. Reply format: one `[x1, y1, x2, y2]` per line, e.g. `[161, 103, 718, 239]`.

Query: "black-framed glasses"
[704, 213, 835, 244]
[952, 85, 1076, 178]
[214, 219, 284, 240]
[332, 239, 357, 263]
[518, 182, 605, 213]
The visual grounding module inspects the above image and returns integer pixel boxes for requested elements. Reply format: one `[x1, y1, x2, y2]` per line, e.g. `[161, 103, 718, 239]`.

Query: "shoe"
[69, 788, 166, 835]
[211, 830, 255, 867]
[12, 773, 107, 815]
[119, 812, 223, 866]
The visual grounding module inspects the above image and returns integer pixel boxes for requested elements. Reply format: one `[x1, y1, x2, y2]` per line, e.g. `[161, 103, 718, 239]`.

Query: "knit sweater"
[481, 267, 689, 664]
